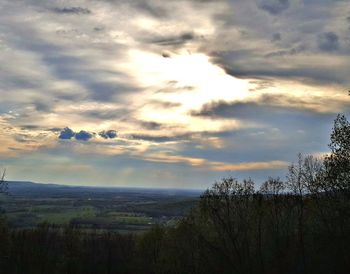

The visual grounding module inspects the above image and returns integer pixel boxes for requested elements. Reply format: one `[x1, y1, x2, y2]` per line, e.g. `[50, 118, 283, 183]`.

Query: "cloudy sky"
[0, 0, 349, 188]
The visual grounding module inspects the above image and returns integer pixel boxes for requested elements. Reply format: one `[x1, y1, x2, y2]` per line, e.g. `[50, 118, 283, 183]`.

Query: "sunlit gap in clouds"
[127, 49, 249, 130]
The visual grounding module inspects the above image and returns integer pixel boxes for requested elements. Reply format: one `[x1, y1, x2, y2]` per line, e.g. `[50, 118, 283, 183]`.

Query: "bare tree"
[199, 177, 255, 272]
[301, 155, 324, 194]
[287, 154, 307, 272]
[259, 177, 285, 242]
[0, 169, 8, 195]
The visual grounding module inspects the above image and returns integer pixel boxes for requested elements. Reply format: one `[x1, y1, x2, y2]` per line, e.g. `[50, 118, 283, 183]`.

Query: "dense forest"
[0, 114, 349, 274]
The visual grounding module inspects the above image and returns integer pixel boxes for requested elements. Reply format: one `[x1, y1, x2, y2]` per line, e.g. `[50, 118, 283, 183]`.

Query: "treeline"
[0, 114, 349, 274]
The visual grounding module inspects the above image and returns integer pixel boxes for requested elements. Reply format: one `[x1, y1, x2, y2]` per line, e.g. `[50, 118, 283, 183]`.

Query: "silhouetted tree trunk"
[287, 154, 307, 273]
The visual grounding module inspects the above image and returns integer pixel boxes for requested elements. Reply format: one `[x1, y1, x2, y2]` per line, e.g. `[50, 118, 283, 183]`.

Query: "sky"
[0, 0, 349, 189]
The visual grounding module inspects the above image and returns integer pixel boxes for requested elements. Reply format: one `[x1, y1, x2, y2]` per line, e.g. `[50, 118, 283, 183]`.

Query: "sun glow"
[128, 49, 250, 129]
[129, 50, 249, 107]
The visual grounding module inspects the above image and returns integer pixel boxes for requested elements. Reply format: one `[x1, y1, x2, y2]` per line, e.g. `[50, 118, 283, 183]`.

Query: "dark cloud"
[155, 85, 195, 94]
[248, 80, 275, 92]
[99, 130, 117, 139]
[133, 1, 169, 18]
[55, 29, 79, 36]
[272, 33, 282, 42]
[221, 65, 333, 84]
[93, 27, 104, 32]
[55, 93, 84, 101]
[317, 32, 339, 52]
[83, 109, 125, 120]
[48, 128, 62, 133]
[150, 32, 195, 46]
[14, 30, 136, 103]
[58, 127, 75, 140]
[53, 7, 91, 15]
[0, 76, 39, 90]
[148, 100, 182, 109]
[162, 52, 171, 58]
[58, 127, 117, 141]
[257, 0, 289, 15]
[8, 147, 23, 151]
[43, 48, 131, 101]
[190, 101, 338, 152]
[140, 121, 163, 130]
[75, 130, 93, 141]
[191, 100, 271, 118]
[130, 133, 191, 143]
[33, 101, 50, 112]
[156, 101, 182, 108]
[88, 82, 133, 102]
[265, 44, 306, 58]
[210, 50, 348, 85]
[131, 134, 174, 142]
[20, 125, 40, 130]
[192, 93, 349, 120]
[192, 0, 222, 2]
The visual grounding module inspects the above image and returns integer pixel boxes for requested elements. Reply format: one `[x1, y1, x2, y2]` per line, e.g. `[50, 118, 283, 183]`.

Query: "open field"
[0, 181, 200, 233]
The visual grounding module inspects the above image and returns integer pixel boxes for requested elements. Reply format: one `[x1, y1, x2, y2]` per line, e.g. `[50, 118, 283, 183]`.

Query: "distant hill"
[6, 181, 202, 198]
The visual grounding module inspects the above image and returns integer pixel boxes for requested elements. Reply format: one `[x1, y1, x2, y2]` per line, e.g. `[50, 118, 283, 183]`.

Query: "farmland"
[0, 181, 200, 233]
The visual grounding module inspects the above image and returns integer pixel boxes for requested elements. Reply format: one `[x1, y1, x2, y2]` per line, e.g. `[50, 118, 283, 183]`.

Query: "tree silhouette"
[324, 114, 350, 192]
[0, 169, 7, 195]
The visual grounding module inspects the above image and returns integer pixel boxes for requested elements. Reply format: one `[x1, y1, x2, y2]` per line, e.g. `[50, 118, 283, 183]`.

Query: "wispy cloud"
[52, 7, 91, 15]
[208, 160, 288, 172]
[141, 152, 288, 172]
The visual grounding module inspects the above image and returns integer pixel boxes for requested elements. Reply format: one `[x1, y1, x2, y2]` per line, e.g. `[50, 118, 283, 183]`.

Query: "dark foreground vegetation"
[0, 114, 349, 274]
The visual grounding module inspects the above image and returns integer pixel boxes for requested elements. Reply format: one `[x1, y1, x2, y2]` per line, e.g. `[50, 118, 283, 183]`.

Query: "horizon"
[6, 179, 205, 191]
[1, 0, 350, 188]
